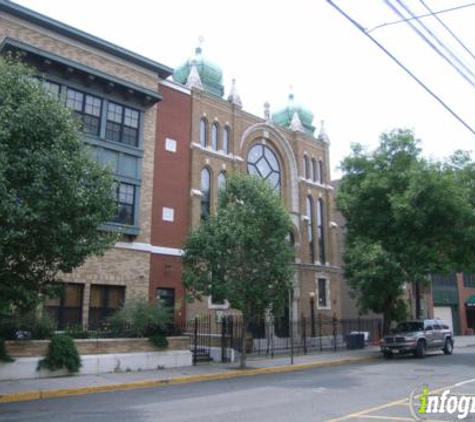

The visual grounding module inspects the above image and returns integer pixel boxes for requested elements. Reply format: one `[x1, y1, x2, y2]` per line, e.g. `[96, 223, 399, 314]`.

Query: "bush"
[0, 337, 14, 363]
[37, 335, 81, 373]
[108, 297, 172, 338]
[16, 311, 56, 339]
[149, 334, 168, 349]
[0, 316, 18, 340]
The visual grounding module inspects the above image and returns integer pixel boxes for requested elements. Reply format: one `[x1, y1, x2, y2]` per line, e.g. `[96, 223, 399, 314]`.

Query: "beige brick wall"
[187, 90, 343, 319]
[0, 12, 159, 321]
[6, 337, 189, 357]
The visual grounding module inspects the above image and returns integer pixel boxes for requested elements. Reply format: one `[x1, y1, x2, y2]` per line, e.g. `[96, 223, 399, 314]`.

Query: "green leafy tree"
[338, 129, 475, 332]
[183, 173, 294, 368]
[0, 57, 117, 313]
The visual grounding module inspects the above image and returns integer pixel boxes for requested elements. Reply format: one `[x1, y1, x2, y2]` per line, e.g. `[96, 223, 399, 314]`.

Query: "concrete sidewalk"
[1, 336, 474, 404]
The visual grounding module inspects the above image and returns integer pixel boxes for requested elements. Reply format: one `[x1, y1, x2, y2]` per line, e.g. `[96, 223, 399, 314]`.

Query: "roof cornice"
[0, 0, 173, 79]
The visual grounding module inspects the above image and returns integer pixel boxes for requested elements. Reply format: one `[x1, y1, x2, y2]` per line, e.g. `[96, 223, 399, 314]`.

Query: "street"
[1, 347, 475, 422]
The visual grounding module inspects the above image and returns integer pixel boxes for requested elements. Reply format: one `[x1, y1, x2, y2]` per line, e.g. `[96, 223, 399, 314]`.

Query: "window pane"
[122, 126, 138, 146]
[211, 124, 218, 150]
[222, 128, 229, 153]
[200, 119, 207, 147]
[124, 107, 139, 128]
[114, 183, 135, 225]
[44, 81, 60, 96]
[201, 168, 211, 219]
[105, 121, 122, 142]
[318, 279, 327, 307]
[107, 102, 123, 123]
[83, 115, 100, 136]
[66, 89, 84, 111]
[85, 95, 102, 117]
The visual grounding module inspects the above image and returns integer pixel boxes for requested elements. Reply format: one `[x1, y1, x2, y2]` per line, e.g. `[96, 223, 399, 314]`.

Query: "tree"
[182, 173, 294, 368]
[0, 57, 117, 313]
[337, 129, 475, 332]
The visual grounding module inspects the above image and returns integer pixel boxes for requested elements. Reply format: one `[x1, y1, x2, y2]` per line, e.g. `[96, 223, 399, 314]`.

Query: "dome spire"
[318, 120, 330, 143]
[289, 111, 304, 132]
[227, 78, 242, 108]
[186, 62, 203, 90]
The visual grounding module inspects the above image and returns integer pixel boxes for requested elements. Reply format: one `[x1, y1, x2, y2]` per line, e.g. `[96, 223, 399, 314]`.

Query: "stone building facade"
[0, 0, 172, 327]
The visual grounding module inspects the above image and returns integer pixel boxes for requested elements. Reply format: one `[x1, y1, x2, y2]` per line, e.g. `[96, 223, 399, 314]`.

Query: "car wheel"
[443, 338, 453, 355]
[415, 340, 426, 359]
[383, 351, 393, 360]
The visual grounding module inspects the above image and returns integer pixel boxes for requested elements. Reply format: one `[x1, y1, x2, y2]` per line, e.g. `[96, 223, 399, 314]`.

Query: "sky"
[14, 0, 475, 179]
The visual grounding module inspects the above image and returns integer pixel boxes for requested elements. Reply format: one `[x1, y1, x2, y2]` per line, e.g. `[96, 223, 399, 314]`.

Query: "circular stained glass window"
[247, 143, 281, 192]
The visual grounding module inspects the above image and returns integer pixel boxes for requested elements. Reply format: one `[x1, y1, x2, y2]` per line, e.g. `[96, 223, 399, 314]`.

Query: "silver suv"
[380, 319, 454, 359]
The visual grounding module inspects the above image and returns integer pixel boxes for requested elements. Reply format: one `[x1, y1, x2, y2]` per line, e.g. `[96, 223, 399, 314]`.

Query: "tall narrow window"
[105, 102, 140, 146]
[89, 285, 125, 327]
[318, 278, 328, 308]
[66, 88, 102, 136]
[307, 196, 314, 263]
[317, 199, 326, 264]
[45, 283, 84, 329]
[200, 118, 208, 148]
[304, 155, 310, 179]
[201, 168, 211, 219]
[222, 126, 230, 154]
[312, 159, 317, 182]
[218, 171, 227, 206]
[318, 160, 324, 184]
[113, 182, 135, 225]
[211, 123, 219, 150]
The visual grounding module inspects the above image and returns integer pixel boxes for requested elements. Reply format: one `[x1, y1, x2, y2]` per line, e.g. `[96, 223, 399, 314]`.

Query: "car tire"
[443, 338, 453, 355]
[415, 340, 426, 359]
[383, 351, 393, 360]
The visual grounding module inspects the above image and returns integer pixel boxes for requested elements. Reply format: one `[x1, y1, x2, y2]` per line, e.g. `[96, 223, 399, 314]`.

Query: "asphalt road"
[1, 347, 475, 422]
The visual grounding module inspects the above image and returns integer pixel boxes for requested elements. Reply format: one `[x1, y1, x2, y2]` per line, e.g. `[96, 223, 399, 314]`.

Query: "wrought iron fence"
[180, 314, 382, 365]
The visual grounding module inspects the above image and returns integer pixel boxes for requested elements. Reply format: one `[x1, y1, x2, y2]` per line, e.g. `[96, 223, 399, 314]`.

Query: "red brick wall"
[457, 273, 475, 335]
[149, 83, 191, 322]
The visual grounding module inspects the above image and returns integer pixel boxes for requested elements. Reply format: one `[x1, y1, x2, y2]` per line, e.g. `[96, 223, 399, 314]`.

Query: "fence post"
[318, 314, 323, 352]
[302, 316, 307, 354]
[221, 316, 226, 363]
[332, 315, 337, 352]
[193, 317, 198, 366]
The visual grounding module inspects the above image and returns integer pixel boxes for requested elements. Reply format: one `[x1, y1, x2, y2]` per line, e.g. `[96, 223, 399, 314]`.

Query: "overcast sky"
[15, 0, 475, 178]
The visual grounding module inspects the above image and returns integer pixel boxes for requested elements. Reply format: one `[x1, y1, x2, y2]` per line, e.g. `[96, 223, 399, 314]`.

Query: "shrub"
[149, 334, 168, 349]
[37, 334, 81, 373]
[108, 297, 172, 338]
[17, 311, 56, 339]
[0, 337, 14, 363]
[0, 316, 18, 340]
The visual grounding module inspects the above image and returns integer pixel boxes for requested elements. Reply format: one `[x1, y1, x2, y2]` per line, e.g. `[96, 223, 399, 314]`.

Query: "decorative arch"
[240, 123, 299, 214]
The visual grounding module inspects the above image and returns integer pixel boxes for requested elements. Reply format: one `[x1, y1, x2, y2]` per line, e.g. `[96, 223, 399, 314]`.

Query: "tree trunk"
[239, 313, 249, 369]
[382, 308, 392, 336]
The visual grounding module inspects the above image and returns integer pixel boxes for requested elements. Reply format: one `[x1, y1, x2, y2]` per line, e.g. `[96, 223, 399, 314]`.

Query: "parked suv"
[380, 319, 453, 359]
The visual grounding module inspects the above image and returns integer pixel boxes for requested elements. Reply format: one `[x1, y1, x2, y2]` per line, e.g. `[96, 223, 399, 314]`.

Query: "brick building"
[150, 44, 343, 323]
[0, 0, 172, 328]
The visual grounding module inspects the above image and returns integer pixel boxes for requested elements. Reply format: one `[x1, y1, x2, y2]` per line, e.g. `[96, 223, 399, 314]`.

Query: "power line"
[326, 0, 475, 137]
[386, 0, 475, 90]
[420, 0, 475, 63]
[367, 2, 475, 33]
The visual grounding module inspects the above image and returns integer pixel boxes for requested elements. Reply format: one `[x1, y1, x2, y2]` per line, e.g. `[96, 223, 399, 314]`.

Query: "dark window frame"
[201, 168, 211, 219]
[105, 101, 140, 147]
[66, 87, 102, 137]
[200, 118, 208, 148]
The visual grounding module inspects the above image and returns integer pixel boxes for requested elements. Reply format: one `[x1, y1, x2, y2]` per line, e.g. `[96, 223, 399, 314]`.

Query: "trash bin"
[346, 333, 365, 350]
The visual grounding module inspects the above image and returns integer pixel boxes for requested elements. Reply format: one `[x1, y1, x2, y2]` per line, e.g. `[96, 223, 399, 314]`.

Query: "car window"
[425, 325, 433, 331]
[433, 323, 441, 330]
[395, 322, 424, 332]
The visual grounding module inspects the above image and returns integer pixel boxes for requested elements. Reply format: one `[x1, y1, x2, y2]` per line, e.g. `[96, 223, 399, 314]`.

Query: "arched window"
[211, 123, 219, 150]
[200, 168, 211, 219]
[222, 126, 230, 154]
[304, 155, 310, 179]
[218, 171, 227, 206]
[317, 199, 326, 264]
[312, 159, 317, 182]
[307, 196, 315, 263]
[200, 118, 208, 148]
[318, 160, 324, 184]
[247, 143, 281, 192]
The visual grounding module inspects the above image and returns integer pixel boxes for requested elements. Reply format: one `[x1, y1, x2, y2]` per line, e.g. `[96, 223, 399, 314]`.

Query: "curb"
[0, 355, 379, 404]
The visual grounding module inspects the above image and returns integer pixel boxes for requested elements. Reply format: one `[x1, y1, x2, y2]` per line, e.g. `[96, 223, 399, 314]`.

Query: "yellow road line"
[0, 355, 379, 404]
[354, 415, 413, 421]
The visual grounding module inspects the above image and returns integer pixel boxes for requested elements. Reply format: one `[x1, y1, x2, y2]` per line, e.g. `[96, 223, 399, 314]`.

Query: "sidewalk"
[1, 336, 474, 404]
